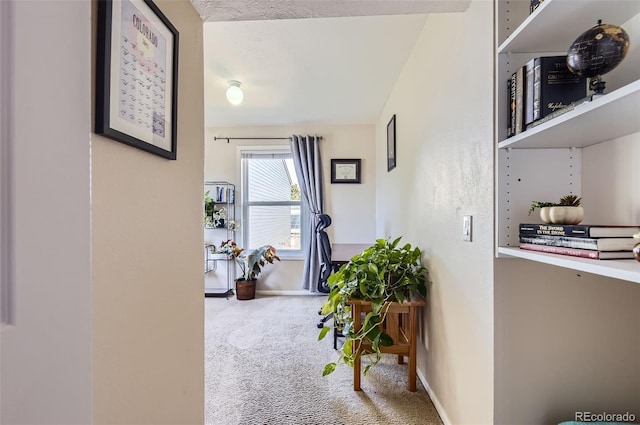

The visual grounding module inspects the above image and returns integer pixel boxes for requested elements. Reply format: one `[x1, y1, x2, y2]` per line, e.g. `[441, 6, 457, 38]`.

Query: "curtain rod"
[213, 136, 323, 144]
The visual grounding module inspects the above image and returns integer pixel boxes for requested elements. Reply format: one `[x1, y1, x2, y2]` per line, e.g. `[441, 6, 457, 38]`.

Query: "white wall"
[1, 1, 92, 423]
[374, 1, 494, 423]
[204, 124, 376, 293]
[582, 134, 640, 225]
[91, 1, 205, 423]
[495, 260, 640, 425]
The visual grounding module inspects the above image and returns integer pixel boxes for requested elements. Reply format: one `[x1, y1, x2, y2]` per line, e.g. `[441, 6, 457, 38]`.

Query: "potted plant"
[211, 207, 226, 228]
[220, 240, 280, 300]
[318, 237, 429, 376]
[528, 194, 583, 225]
[204, 190, 215, 226]
[204, 190, 226, 228]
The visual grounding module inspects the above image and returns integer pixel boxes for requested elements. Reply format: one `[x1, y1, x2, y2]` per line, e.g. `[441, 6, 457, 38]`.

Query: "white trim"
[256, 290, 323, 297]
[0, 0, 14, 326]
[417, 367, 451, 425]
[276, 254, 304, 261]
[237, 144, 290, 153]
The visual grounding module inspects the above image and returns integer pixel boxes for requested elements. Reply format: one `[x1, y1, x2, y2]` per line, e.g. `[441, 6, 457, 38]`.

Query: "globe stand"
[589, 75, 606, 100]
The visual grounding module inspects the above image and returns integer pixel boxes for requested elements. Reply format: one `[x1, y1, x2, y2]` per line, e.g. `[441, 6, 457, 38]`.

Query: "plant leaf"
[343, 339, 352, 356]
[322, 363, 337, 376]
[318, 326, 330, 341]
[379, 332, 394, 346]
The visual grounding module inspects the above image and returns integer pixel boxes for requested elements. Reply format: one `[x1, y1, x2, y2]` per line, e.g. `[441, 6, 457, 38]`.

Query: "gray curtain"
[290, 135, 324, 292]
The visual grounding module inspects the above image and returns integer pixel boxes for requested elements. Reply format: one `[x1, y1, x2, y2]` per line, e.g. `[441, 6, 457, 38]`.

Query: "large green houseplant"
[318, 237, 429, 376]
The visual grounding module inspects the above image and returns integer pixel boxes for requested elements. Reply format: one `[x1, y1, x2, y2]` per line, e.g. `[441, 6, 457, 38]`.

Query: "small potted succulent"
[528, 194, 583, 225]
[220, 240, 280, 300]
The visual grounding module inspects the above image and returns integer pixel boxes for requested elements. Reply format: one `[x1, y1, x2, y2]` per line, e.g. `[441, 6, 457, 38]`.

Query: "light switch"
[463, 215, 472, 242]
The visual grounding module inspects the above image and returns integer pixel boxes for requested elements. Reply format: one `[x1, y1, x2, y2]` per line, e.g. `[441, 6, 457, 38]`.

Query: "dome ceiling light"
[226, 80, 244, 105]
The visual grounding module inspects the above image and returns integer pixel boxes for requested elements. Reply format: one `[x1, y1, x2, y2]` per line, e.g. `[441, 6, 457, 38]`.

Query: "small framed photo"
[331, 159, 361, 184]
[96, 0, 179, 160]
[387, 114, 396, 171]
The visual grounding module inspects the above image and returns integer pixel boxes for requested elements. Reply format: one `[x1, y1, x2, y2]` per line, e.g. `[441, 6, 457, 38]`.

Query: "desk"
[331, 243, 371, 268]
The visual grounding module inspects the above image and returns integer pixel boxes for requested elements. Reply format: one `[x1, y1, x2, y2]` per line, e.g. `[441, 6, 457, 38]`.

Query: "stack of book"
[506, 55, 586, 138]
[519, 223, 640, 260]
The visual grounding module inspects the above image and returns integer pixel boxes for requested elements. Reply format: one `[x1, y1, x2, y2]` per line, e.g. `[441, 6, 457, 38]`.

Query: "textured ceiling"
[194, 0, 471, 127]
[191, 0, 471, 22]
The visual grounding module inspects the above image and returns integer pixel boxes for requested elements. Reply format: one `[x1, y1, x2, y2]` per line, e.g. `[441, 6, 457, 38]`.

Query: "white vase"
[540, 206, 584, 225]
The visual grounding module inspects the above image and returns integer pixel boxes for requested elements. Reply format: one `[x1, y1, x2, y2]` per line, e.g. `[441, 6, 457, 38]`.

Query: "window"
[241, 147, 306, 258]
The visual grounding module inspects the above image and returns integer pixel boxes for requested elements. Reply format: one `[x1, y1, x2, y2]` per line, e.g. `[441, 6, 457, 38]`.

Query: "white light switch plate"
[463, 215, 472, 242]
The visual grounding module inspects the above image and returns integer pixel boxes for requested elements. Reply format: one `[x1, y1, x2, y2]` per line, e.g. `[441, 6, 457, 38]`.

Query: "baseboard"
[256, 290, 324, 296]
[417, 367, 452, 425]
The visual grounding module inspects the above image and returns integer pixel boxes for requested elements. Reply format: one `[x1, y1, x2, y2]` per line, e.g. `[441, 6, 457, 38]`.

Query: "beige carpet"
[205, 295, 443, 425]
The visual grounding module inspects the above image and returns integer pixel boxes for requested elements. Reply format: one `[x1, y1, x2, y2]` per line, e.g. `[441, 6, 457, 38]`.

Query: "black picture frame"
[387, 114, 396, 171]
[96, 0, 179, 160]
[331, 159, 361, 184]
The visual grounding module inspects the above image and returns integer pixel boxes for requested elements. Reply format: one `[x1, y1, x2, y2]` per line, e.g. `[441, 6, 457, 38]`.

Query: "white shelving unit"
[497, 79, 640, 150]
[495, 0, 640, 283]
[204, 181, 236, 297]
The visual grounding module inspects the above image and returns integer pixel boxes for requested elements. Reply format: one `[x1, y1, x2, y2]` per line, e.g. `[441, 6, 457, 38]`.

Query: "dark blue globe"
[567, 22, 629, 78]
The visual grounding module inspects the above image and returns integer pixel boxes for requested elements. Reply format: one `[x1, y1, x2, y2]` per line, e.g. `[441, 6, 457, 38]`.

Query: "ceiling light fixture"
[226, 80, 244, 105]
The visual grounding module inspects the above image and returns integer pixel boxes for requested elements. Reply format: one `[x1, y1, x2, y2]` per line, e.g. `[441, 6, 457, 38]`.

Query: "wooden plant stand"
[348, 298, 426, 392]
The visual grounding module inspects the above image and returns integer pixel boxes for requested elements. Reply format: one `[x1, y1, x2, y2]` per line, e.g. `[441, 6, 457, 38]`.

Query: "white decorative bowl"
[540, 206, 584, 225]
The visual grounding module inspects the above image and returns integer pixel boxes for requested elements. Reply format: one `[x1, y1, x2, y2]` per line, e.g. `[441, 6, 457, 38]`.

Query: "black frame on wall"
[387, 114, 396, 171]
[95, 0, 179, 160]
[330, 158, 361, 184]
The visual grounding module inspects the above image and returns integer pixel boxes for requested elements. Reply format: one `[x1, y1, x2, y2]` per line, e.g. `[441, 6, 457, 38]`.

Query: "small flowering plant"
[216, 239, 243, 257]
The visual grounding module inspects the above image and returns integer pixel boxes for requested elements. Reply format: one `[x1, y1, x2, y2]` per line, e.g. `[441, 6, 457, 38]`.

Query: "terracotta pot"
[540, 206, 583, 225]
[235, 279, 257, 300]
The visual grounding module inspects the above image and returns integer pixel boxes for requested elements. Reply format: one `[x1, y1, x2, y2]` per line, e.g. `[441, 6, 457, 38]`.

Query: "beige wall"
[204, 125, 376, 293]
[91, 1, 205, 423]
[375, 2, 494, 423]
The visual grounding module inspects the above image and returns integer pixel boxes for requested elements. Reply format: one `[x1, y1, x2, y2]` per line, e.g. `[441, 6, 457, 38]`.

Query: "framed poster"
[96, 0, 179, 160]
[387, 114, 396, 171]
[331, 159, 361, 184]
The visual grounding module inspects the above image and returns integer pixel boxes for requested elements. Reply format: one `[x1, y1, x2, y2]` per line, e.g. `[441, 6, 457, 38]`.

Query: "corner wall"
[374, 1, 494, 423]
[91, 1, 205, 423]
[204, 125, 376, 293]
